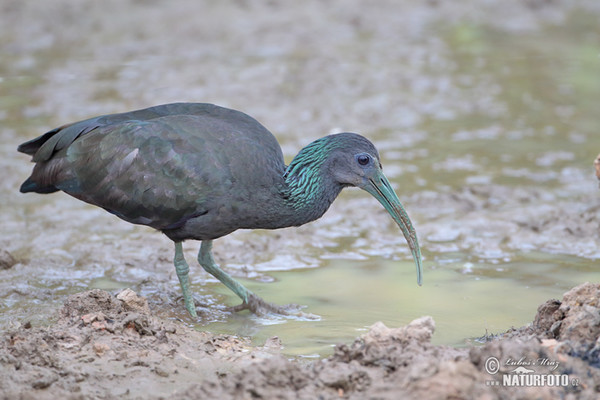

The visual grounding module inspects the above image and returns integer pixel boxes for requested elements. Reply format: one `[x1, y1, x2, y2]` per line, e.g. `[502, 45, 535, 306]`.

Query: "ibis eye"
[357, 154, 370, 166]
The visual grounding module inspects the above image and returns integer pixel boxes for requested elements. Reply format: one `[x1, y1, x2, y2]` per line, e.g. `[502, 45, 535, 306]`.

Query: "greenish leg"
[174, 241, 198, 318]
[198, 240, 255, 304]
[197, 240, 317, 319]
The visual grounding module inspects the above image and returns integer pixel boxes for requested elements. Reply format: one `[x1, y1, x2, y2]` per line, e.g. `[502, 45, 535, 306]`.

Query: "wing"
[18, 103, 276, 161]
[20, 103, 286, 231]
[63, 118, 219, 229]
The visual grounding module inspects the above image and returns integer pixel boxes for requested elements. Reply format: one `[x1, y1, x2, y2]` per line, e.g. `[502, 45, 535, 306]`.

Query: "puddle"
[199, 252, 596, 356]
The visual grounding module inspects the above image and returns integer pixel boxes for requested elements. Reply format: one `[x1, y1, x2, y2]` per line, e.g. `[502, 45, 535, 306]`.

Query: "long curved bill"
[362, 171, 423, 286]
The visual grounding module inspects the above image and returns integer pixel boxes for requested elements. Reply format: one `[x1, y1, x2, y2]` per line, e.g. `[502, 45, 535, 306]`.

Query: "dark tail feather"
[17, 127, 61, 155]
[19, 177, 58, 194]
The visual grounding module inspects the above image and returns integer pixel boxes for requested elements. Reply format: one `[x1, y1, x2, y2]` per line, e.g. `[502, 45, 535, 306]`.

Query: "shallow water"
[1, 1, 599, 357]
[203, 252, 596, 356]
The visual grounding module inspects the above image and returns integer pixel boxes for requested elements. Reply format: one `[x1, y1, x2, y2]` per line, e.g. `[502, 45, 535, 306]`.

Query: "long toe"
[229, 293, 319, 320]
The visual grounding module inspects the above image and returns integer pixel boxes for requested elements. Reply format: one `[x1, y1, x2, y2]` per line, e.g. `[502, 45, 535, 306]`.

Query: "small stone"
[550, 320, 562, 338]
[154, 366, 170, 377]
[533, 299, 561, 333]
[117, 288, 151, 314]
[263, 336, 283, 351]
[540, 339, 558, 351]
[364, 317, 436, 345]
[91, 321, 107, 331]
[0, 249, 17, 270]
[93, 342, 110, 356]
[81, 311, 107, 325]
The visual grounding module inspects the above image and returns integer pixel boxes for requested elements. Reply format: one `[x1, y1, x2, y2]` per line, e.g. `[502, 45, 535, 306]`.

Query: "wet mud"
[1, 284, 598, 399]
[2, 0, 600, 398]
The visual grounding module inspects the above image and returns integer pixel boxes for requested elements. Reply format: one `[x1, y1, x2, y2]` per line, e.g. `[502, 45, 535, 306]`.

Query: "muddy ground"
[0, 283, 598, 399]
[2, 0, 600, 399]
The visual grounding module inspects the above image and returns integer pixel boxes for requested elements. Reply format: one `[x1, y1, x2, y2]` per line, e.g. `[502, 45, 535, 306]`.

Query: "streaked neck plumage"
[276, 136, 345, 227]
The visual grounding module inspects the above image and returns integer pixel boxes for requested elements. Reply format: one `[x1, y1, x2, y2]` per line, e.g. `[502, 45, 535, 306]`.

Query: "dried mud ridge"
[1, 284, 599, 399]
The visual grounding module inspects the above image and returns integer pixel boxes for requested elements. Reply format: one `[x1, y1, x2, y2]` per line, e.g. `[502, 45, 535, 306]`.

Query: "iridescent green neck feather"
[279, 136, 344, 226]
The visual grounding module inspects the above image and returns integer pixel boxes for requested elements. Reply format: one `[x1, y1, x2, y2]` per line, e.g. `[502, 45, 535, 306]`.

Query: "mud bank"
[1, 283, 598, 399]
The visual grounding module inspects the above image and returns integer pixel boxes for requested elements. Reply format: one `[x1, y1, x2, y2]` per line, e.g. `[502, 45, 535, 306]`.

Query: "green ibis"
[18, 103, 423, 318]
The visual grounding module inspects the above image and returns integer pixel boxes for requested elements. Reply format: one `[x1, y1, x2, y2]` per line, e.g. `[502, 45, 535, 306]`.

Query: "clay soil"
[0, 283, 598, 399]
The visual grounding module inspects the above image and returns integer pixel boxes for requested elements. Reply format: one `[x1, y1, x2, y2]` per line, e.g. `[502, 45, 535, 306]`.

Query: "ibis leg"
[198, 240, 317, 319]
[198, 240, 255, 303]
[174, 241, 198, 318]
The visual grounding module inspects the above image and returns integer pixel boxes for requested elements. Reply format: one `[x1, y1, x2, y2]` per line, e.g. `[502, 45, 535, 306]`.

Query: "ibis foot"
[228, 292, 319, 320]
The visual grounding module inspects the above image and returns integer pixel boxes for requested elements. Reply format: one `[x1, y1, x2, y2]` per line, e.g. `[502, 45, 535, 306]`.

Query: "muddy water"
[204, 252, 596, 357]
[1, 1, 599, 357]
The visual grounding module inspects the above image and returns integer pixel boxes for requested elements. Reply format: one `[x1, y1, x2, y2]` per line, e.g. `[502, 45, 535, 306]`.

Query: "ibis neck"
[265, 139, 343, 228]
[275, 167, 342, 227]
[242, 136, 345, 230]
